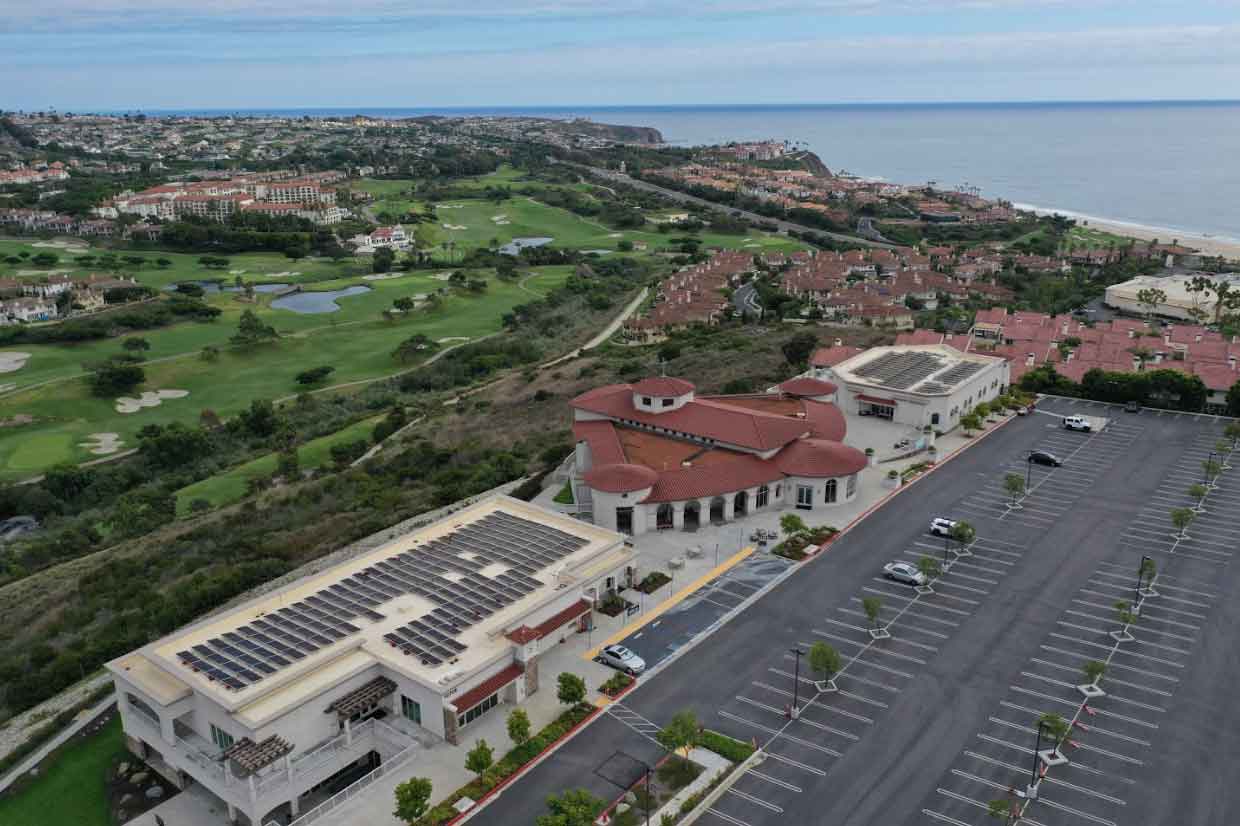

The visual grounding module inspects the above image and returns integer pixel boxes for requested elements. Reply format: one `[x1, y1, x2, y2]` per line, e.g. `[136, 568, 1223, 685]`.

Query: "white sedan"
[883, 561, 928, 586]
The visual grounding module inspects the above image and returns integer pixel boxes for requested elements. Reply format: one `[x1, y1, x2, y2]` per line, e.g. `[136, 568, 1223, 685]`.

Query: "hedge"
[698, 729, 755, 763]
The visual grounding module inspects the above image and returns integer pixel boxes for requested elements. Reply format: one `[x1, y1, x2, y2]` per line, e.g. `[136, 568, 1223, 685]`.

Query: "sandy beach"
[1019, 204, 1240, 261]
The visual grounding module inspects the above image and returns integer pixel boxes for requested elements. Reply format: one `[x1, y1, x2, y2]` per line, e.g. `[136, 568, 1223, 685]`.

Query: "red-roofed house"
[571, 377, 866, 534]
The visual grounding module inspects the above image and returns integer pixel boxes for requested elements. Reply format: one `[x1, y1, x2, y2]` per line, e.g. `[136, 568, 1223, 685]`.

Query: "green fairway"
[0, 715, 124, 826]
[174, 413, 386, 513]
[0, 267, 573, 480]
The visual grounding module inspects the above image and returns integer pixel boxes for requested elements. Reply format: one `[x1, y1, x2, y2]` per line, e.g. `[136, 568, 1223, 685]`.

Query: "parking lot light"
[789, 647, 805, 716]
[1028, 719, 1050, 798]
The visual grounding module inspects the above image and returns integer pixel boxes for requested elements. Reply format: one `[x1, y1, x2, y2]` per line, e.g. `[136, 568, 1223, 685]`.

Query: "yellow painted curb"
[584, 546, 756, 661]
[593, 695, 613, 708]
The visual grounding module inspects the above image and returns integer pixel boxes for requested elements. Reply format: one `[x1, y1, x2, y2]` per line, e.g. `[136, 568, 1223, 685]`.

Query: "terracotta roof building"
[571, 376, 867, 535]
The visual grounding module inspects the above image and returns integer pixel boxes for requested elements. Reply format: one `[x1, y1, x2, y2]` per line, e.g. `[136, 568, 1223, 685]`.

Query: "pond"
[166, 281, 291, 294]
[498, 237, 554, 256]
[271, 285, 371, 314]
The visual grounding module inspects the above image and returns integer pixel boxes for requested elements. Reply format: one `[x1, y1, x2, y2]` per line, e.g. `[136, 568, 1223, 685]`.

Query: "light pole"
[1204, 451, 1217, 486]
[789, 647, 805, 716]
[1136, 555, 1152, 606]
[1025, 452, 1034, 490]
[1028, 719, 1050, 799]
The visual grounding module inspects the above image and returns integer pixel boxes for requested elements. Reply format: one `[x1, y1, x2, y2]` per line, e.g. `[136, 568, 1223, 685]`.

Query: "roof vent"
[681, 460, 693, 468]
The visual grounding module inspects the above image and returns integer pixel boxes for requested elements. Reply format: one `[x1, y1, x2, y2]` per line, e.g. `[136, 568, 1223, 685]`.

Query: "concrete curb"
[680, 748, 766, 826]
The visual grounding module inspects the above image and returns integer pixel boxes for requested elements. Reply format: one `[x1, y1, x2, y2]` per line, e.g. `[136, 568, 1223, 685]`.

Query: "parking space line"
[809, 631, 925, 668]
[838, 608, 950, 639]
[1047, 633, 1186, 668]
[726, 787, 783, 813]
[823, 616, 944, 646]
[975, 733, 1135, 784]
[963, 751, 1126, 805]
[987, 716, 1144, 766]
[1040, 645, 1180, 684]
[763, 750, 827, 776]
[1018, 672, 1165, 713]
[999, 700, 1152, 746]
[1008, 686, 1159, 729]
[1037, 794, 1120, 826]
[704, 807, 754, 826]
[747, 770, 801, 793]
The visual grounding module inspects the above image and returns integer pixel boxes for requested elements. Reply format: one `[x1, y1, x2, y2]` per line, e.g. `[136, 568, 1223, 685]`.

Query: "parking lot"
[466, 398, 1240, 826]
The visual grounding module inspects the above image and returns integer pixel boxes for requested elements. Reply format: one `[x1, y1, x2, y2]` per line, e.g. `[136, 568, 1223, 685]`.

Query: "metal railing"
[264, 735, 421, 826]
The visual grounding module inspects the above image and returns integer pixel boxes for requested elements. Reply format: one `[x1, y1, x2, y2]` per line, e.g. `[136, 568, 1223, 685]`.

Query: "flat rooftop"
[832, 345, 1004, 396]
[111, 497, 625, 723]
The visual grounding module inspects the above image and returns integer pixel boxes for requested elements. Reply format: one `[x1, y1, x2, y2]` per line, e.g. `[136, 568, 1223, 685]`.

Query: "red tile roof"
[583, 463, 658, 493]
[633, 377, 695, 396]
[533, 599, 592, 639]
[450, 663, 524, 713]
[778, 377, 838, 397]
[774, 439, 868, 478]
[641, 454, 784, 503]
[810, 345, 864, 368]
[573, 420, 626, 465]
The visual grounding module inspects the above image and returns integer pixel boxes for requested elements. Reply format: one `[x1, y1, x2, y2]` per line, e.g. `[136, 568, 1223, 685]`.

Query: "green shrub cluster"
[698, 729, 755, 763]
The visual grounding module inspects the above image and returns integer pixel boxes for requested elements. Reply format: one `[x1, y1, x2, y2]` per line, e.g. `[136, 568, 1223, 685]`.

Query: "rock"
[616, 803, 631, 815]
[116, 810, 127, 823]
[120, 794, 135, 806]
[117, 762, 130, 777]
[26, 767, 39, 778]
[130, 771, 149, 784]
[145, 785, 164, 800]
[624, 791, 637, 804]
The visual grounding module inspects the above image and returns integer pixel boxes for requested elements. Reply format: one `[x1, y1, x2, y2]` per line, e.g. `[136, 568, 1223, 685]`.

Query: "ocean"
[158, 101, 1240, 242]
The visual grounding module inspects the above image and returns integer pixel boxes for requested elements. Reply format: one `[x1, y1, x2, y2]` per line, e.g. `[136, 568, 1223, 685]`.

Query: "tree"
[1216, 438, 1234, 466]
[1039, 712, 1070, 750]
[465, 739, 493, 776]
[506, 707, 531, 747]
[536, 789, 605, 826]
[1140, 556, 1157, 585]
[231, 309, 279, 346]
[237, 398, 279, 437]
[276, 449, 300, 480]
[393, 296, 416, 313]
[809, 641, 841, 685]
[1225, 419, 1240, 447]
[656, 710, 700, 756]
[781, 331, 819, 368]
[1115, 600, 1138, 627]
[88, 361, 144, 397]
[974, 401, 991, 420]
[122, 337, 151, 356]
[1082, 660, 1106, 687]
[393, 777, 432, 824]
[392, 333, 439, 363]
[1136, 287, 1167, 320]
[950, 520, 976, 550]
[1170, 507, 1194, 538]
[862, 596, 883, 630]
[1188, 482, 1208, 511]
[556, 671, 586, 707]
[1003, 472, 1025, 505]
[295, 365, 335, 385]
[917, 555, 942, 580]
[960, 413, 982, 435]
[780, 513, 808, 536]
[1202, 458, 1222, 485]
[373, 246, 396, 273]
[988, 797, 1018, 824]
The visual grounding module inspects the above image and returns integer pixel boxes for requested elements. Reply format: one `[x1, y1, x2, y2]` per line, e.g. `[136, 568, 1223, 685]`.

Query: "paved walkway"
[0, 693, 116, 794]
[541, 287, 648, 368]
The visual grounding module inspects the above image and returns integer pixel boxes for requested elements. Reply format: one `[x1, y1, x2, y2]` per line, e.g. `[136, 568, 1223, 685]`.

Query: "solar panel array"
[177, 512, 588, 691]
[852, 351, 947, 390]
[935, 361, 985, 387]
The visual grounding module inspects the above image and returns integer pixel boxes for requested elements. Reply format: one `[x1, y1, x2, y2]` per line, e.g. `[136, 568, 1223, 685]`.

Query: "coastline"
[1015, 203, 1240, 260]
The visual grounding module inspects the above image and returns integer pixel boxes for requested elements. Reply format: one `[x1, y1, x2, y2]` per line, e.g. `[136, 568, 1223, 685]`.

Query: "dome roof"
[583, 463, 659, 493]
[774, 439, 868, 478]
[632, 377, 695, 397]
[778, 377, 838, 397]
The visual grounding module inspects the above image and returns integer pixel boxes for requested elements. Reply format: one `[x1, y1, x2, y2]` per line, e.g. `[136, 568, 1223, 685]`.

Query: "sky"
[2, 0, 1239, 110]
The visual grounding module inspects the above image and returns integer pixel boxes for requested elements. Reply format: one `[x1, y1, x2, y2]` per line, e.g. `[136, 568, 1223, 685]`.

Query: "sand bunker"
[17, 269, 71, 277]
[362, 273, 406, 281]
[435, 203, 465, 209]
[608, 233, 623, 238]
[0, 352, 31, 373]
[430, 272, 454, 281]
[115, 389, 190, 414]
[228, 269, 248, 275]
[437, 336, 470, 343]
[32, 240, 89, 252]
[79, 432, 123, 455]
[266, 271, 301, 278]
[441, 224, 468, 231]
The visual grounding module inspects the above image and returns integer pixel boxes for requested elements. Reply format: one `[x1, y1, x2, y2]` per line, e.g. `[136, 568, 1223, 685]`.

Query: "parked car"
[929, 517, 959, 537]
[1016, 406, 1029, 416]
[1062, 415, 1092, 432]
[1029, 450, 1063, 467]
[883, 561, 928, 586]
[1125, 400, 1141, 413]
[598, 644, 646, 675]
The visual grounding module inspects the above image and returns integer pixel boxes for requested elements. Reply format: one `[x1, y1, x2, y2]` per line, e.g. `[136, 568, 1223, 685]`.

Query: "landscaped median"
[597, 729, 758, 826]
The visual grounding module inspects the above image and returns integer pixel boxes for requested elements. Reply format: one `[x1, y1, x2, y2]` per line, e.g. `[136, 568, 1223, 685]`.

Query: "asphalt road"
[564, 162, 895, 250]
[733, 282, 762, 318]
[470, 401, 1240, 826]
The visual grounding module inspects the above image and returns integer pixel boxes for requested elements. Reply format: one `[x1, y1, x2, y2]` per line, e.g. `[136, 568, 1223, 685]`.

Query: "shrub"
[657, 755, 703, 791]
[698, 729, 755, 763]
[637, 571, 672, 593]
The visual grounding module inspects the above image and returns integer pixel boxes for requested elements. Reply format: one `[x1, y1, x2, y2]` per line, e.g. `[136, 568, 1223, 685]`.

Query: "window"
[661, 398, 674, 407]
[796, 485, 813, 509]
[847, 473, 857, 498]
[457, 693, 499, 728]
[756, 485, 769, 508]
[642, 396, 652, 406]
[824, 479, 838, 503]
[210, 723, 234, 752]
[931, 413, 940, 425]
[775, 484, 782, 498]
[401, 695, 422, 725]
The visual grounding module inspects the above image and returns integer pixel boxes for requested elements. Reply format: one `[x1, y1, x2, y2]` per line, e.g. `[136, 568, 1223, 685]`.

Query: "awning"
[327, 676, 397, 719]
[505, 599, 592, 645]
[222, 735, 293, 776]
[856, 394, 898, 406]
[450, 663, 524, 713]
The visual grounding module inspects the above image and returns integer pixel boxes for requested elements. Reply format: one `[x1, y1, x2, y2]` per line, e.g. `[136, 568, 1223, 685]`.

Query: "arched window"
[825, 478, 838, 504]
[756, 485, 770, 508]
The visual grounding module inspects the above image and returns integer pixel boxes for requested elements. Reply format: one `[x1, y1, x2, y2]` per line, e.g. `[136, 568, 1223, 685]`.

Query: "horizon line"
[10, 97, 1240, 115]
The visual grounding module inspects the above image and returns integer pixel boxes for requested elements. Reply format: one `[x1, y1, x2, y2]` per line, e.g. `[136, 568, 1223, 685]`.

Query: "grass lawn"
[174, 413, 386, 513]
[0, 715, 124, 826]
